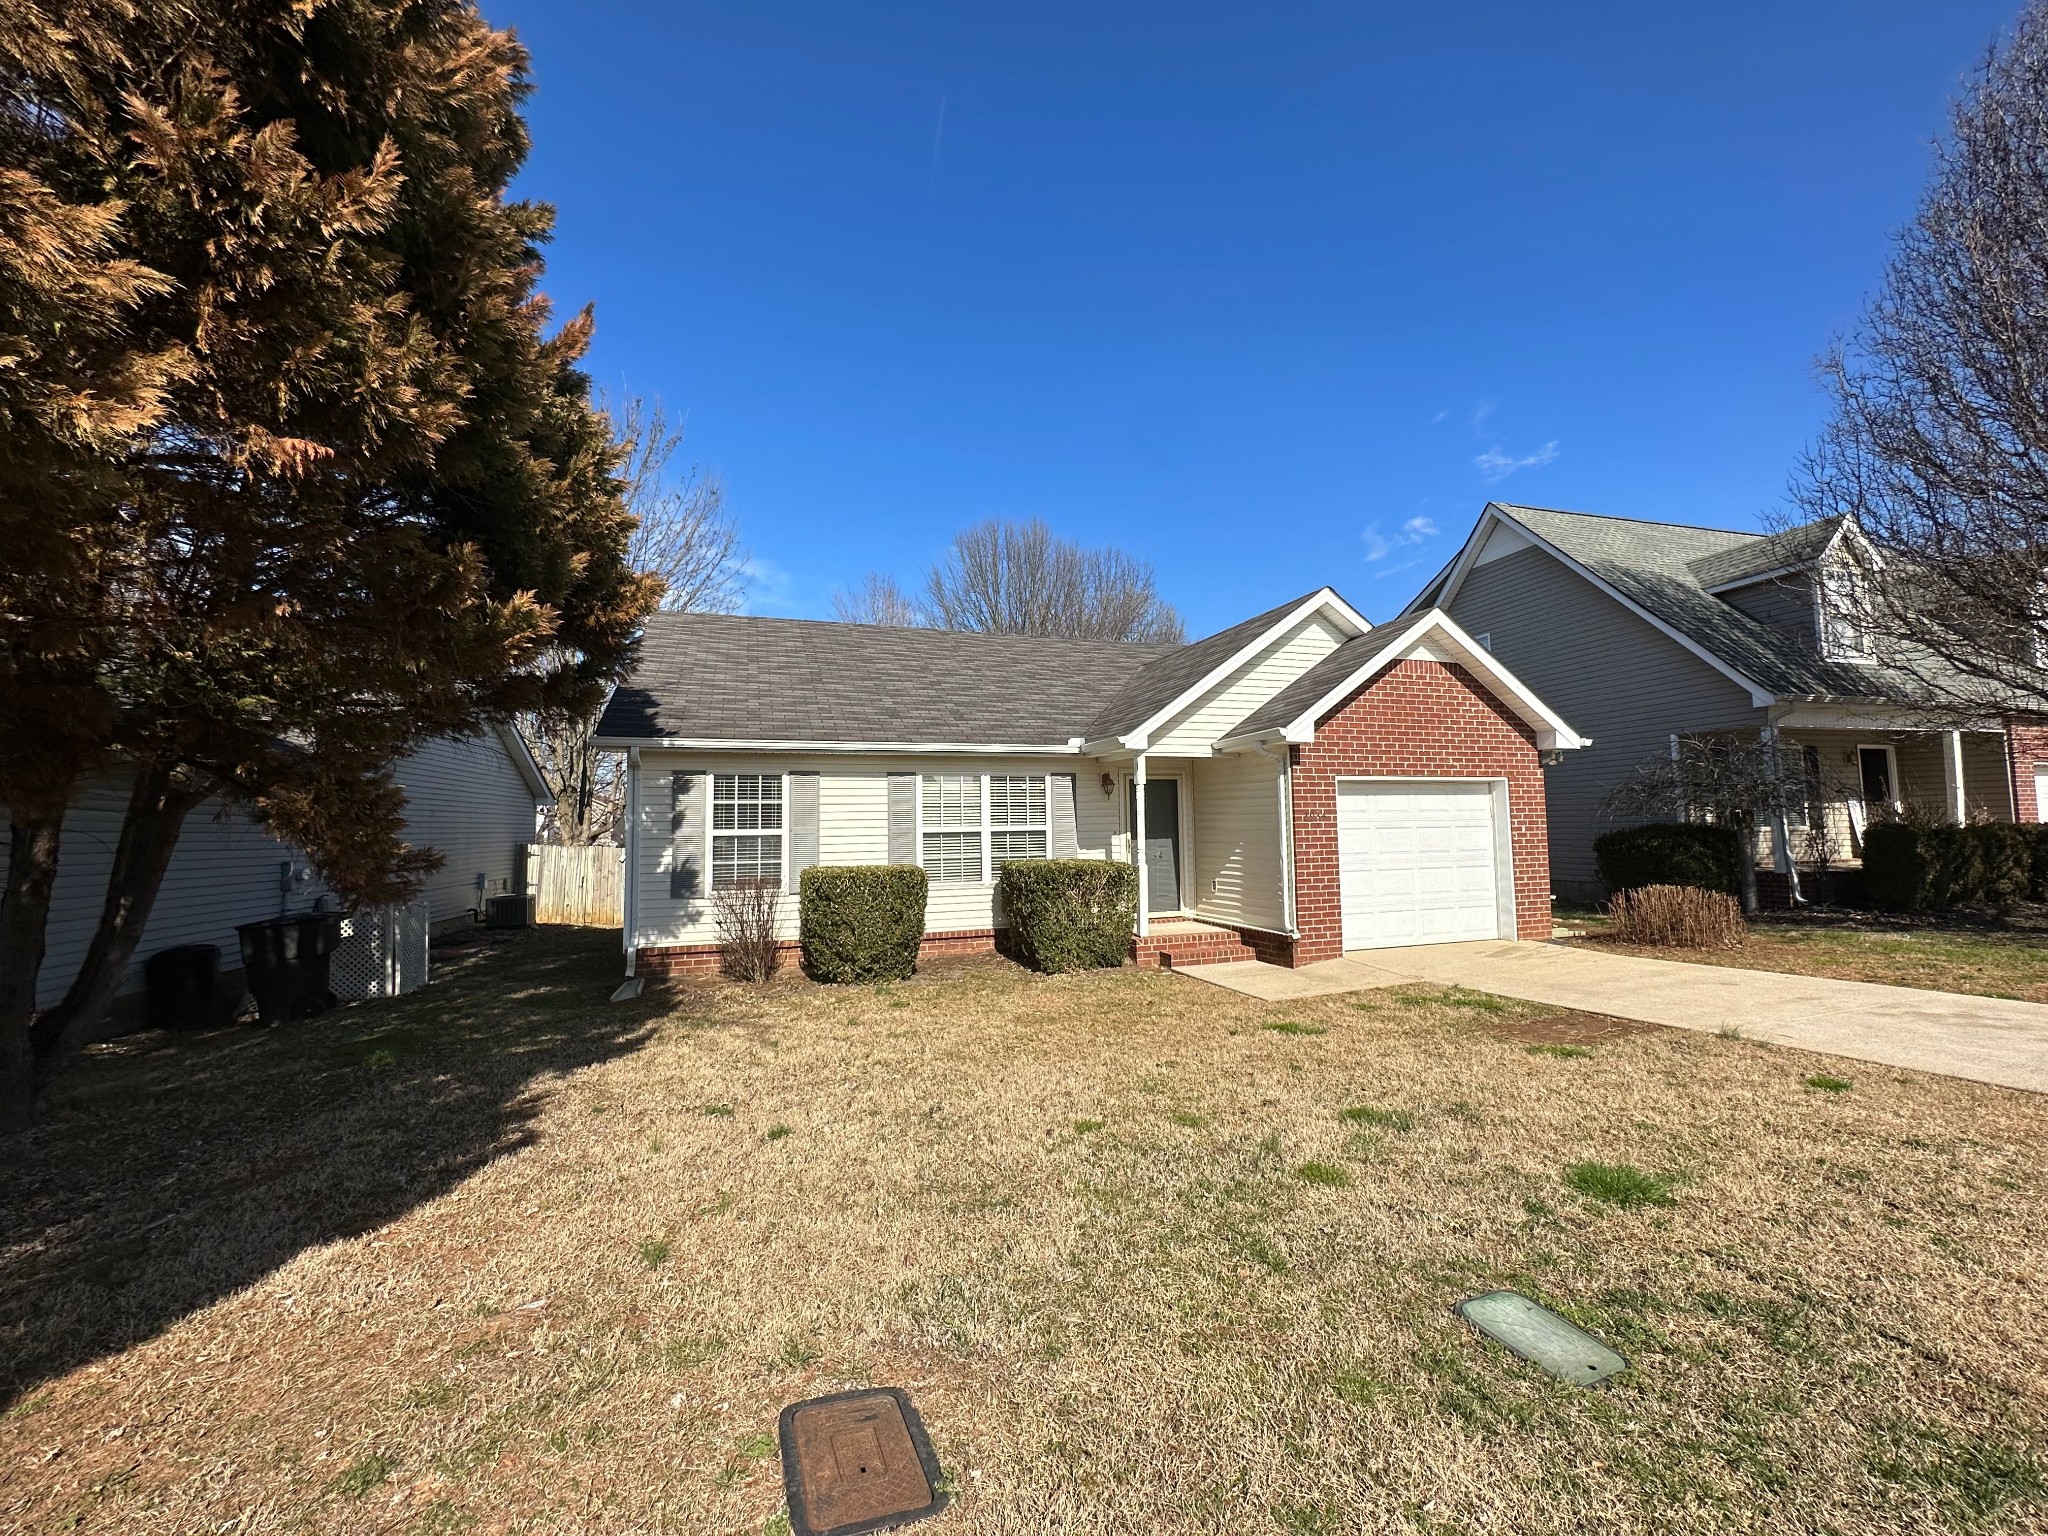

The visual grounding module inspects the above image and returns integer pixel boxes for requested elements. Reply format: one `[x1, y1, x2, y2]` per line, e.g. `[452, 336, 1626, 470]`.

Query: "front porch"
[1754, 723, 2021, 904]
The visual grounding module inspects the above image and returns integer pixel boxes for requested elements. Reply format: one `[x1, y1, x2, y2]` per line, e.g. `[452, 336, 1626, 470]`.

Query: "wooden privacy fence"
[527, 842, 625, 926]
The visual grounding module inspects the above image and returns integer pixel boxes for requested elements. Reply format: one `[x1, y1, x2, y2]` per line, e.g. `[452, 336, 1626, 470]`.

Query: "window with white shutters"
[919, 773, 1050, 883]
[711, 773, 783, 888]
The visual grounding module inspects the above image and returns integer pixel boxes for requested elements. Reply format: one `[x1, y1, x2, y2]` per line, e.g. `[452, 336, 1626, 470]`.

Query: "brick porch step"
[1132, 921, 1258, 970]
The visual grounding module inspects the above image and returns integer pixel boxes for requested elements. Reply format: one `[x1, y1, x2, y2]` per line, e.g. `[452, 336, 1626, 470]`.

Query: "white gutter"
[1133, 753, 1150, 939]
[1271, 743, 1298, 937]
[590, 736, 1082, 756]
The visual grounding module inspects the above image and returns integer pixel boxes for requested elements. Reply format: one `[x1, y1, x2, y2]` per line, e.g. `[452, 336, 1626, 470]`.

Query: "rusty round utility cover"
[778, 1387, 947, 1536]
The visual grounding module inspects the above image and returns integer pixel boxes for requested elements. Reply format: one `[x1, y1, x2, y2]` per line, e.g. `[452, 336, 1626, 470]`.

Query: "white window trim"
[710, 771, 789, 890]
[917, 772, 1051, 885]
[1817, 557, 1878, 665]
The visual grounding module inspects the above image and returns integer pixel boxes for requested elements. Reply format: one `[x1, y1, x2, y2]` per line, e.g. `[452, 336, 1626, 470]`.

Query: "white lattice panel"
[332, 901, 431, 1000]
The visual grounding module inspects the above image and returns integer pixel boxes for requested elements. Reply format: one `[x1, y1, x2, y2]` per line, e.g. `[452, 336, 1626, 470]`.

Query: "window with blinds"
[988, 773, 1048, 872]
[919, 773, 1050, 883]
[711, 773, 783, 888]
[920, 773, 983, 883]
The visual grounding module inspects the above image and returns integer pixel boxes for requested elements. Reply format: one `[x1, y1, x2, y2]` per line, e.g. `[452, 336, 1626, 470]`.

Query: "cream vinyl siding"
[390, 732, 543, 920]
[632, 752, 1119, 949]
[0, 732, 541, 1009]
[1187, 751, 1285, 931]
[1446, 543, 1765, 898]
[1147, 612, 1350, 755]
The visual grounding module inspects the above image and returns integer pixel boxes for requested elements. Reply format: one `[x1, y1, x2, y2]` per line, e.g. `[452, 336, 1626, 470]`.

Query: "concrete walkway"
[1181, 940, 2048, 1093]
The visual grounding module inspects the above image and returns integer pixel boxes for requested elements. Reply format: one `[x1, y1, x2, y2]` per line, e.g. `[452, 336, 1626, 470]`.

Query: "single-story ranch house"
[593, 590, 1586, 977]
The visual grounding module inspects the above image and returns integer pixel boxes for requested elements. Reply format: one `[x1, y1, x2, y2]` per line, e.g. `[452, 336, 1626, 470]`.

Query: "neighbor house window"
[711, 773, 783, 887]
[920, 773, 1051, 883]
[1819, 558, 1875, 661]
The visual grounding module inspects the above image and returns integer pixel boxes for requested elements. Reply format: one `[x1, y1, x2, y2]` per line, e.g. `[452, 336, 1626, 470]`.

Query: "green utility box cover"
[1454, 1290, 1628, 1387]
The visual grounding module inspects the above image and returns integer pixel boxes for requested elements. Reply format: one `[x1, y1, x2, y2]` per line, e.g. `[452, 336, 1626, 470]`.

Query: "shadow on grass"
[0, 926, 673, 1410]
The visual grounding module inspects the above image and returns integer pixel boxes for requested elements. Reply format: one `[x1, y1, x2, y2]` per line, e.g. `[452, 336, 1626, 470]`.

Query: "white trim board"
[1217, 609, 1589, 753]
[1404, 503, 1778, 708]
[1110, 587, 1372, 752]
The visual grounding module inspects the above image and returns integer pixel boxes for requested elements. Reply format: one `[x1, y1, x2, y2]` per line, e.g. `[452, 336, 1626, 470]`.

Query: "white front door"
[1337, 779, 1504, 950]
[2034, 766, 2048, 824]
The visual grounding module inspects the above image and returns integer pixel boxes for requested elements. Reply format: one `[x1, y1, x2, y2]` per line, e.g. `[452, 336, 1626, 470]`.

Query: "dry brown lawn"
[1570, 908, 2048, 1003]
[3, 928, 2046, 1535]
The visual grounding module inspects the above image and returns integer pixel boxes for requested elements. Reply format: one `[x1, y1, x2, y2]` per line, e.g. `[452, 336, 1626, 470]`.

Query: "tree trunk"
[32, 764, 204, 1062]
[0, 814, 63, 1134]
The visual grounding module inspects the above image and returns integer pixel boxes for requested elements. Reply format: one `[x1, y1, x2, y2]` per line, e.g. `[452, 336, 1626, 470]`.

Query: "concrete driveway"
[1185, 941, 2048, 1093]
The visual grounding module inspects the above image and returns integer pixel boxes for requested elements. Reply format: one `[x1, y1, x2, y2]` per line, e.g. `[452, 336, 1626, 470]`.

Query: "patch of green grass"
[360, 1047, 399, 1071]
[408, 1500, 470, 1535]
[1263, 1020, 1327, 1037]
[717, 1432, 779, 1489]
[1330, 1368, 1390, 1407]
[399, 1380, 462, 1410]
[1292, 1161, 1353, 1189]
[1339, 1105, 1415, 1132]
[638, 1236, 672, 1269]
[776, 1334, 820, 1370]
[1564, 1161, 1675, 1209]
[1805, 1074, 1852, 1093]
[1072, 1118, 1105, 1134]
[1867, 1419, 2047, 1523]
[765, 1124, 792, 1141]
[333, 1452, 396, 1498]
[1168, 1110, 1209, 1129]
[1527, 1043, 1593, 1060]
[701, 1103, 734, 1117]
[660, 1332, 728, 1371]
[763, 1512, 793, 1536]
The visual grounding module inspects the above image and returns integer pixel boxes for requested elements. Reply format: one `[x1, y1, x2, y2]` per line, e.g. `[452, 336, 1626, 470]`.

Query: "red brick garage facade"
[1285, 658, 1553, 966]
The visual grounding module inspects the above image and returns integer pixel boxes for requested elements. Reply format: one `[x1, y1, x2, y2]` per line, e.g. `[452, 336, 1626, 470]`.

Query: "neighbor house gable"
[1407, 503, 1778, 707]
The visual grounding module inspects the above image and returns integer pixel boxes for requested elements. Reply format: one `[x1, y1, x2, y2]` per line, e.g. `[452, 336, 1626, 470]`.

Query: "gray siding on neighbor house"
[1719, 575, 1817, 648]
[1445, 544, 1764, 899]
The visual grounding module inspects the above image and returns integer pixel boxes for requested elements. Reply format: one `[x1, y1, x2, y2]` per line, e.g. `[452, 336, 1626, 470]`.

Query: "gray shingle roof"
[1084, 590, 1329, 740]
[1493, 504, 1928, 704]
[1223, 626, 1416, 740]
[595, 613, 1176, 745]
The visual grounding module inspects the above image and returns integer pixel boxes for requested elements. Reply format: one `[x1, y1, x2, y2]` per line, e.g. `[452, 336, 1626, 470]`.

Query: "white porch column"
[1760, 724, 1794, 877]
[1943, 729, 1968, 823]
[1133, 753, 1150, 938]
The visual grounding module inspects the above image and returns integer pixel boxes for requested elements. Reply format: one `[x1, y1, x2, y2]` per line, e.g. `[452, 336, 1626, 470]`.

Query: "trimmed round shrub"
[998, 859, 1138, 973]
[1594, 822, 1743, 897]
[1868, 820, 2032, 911]
[798, 864, 928, 982]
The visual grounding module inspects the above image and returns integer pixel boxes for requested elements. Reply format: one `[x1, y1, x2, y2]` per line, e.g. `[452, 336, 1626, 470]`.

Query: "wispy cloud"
[1428, 409, 1448, 426]
[739, 556, 798, 613]
[1361, 514, 1439, 564]
[1474, 441, 1559, 485]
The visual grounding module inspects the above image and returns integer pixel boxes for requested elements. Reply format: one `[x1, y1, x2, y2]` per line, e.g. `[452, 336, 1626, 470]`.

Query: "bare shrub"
[713, 878, 782, 983]
[1607, 884, 1746, 950]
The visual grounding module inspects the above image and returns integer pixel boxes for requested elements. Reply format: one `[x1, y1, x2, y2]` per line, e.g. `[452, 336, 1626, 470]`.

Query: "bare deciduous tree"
[832, 572, 922, 627]
[919, 519, 1185, 642]
[526, 395, 745, 844]
[1793, 5, 2048, 712]
[1602, 735, 1842, 914]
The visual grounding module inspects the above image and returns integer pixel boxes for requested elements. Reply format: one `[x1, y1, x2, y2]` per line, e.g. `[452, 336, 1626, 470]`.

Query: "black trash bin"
[145, 943, 227, 1032]
[236, 912, 343, 1026]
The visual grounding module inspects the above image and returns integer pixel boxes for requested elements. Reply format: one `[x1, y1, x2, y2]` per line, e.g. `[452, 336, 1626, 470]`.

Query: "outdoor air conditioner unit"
[484, 893, 536, 929]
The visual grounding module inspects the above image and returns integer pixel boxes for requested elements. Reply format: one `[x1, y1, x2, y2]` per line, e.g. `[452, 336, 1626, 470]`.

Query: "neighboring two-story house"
[1404, 502, 2048, 903]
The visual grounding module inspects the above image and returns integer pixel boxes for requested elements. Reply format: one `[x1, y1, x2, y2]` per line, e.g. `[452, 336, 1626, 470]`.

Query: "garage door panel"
[1336, 779, 1503, 951]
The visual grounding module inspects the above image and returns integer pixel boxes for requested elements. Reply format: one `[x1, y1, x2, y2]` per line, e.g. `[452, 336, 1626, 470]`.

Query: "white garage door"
[1337, 779, 1504, 950]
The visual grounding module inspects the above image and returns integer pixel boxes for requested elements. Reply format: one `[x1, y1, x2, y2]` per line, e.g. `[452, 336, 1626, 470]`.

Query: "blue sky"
[490, 1, 2018, 636]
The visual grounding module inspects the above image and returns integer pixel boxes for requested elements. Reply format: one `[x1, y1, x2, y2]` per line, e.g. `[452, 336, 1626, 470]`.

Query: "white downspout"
[1133, 753, 1150, 938]
[1943, 729, 1968, 823]
[1271, 744, 1297, 936]
[1760, 718, 1801, 904]
[611, 746, 642, 1000]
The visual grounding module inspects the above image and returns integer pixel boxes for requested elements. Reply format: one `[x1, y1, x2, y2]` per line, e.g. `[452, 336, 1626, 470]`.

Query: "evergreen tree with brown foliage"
[0, 0, 658, 1129]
